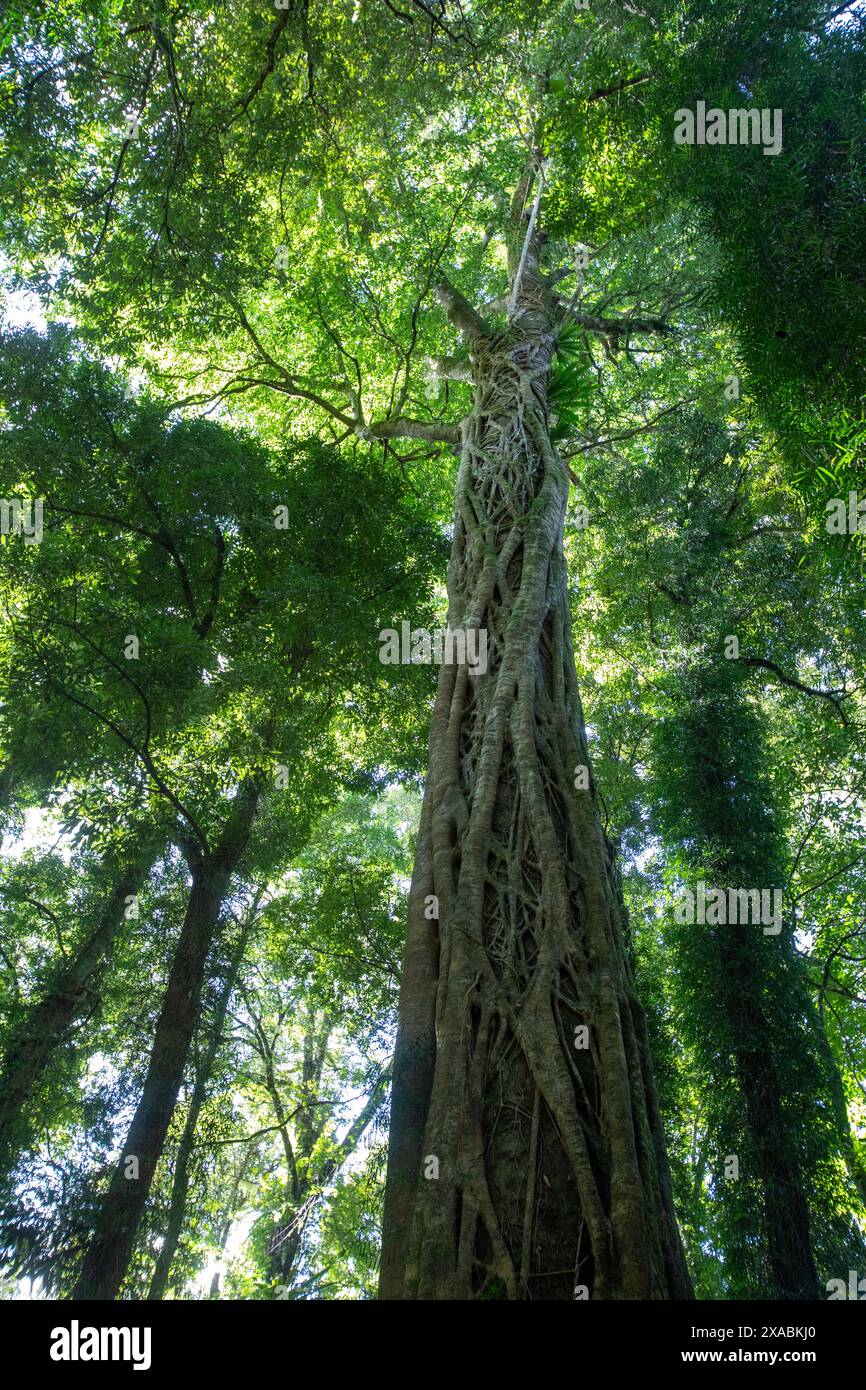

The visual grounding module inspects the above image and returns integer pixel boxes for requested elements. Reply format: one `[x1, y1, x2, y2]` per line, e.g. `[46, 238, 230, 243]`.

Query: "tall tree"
[0, 0, 699, 1302]
[0, 327, 267, 1166]
[2, 0, 863, 1301]
[146, 896, 259, 1301]
[72, 775, 264, 1299]
[380, 174, 691, 1299]
[569, 393, 866, 1297]
[0, 833, 157, 1175]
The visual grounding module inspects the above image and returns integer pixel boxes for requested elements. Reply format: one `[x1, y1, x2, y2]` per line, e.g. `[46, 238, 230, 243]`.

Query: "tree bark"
[653, 666, 831, 1299]
[703, 912, 820, 1298]
[0, 838, 158, 1178]
[265, 1013, 329, 1287]
[146, 915, 254, 1301]
[733, 977, 820, 1300]
[379, 178, 691, 1300]
[73, 782, 261, 1300]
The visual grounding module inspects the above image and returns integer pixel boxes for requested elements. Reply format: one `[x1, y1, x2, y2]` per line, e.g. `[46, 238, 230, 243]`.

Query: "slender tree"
[2, 0, 864, 1302]
[0, 835, 157, 1174]
[570, 398, 866, 1297]
[146, 899, 259, 1301]
[73, 776, 264, 1300]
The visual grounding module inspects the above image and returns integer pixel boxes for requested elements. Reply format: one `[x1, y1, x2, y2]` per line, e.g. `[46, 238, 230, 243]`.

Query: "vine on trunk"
[381, 178, 690, 1300]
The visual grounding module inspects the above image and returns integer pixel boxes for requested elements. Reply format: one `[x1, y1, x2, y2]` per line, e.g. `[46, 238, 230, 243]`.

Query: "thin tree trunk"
[380, 174, 691, 1300]
[1, 506, 233, 1180]
[0, 838, 158, 1176]
[654, 667, 829, 1299]
[265, 1014, 328, 1287]
[146, 912, 256, 1300]
[73, 782, 261, 1300]
[208, 1146, 254, 1300]
[716, 925, 820, 1299]
[267, 1060, 391, 1292]
[813, 980, 866, 1228]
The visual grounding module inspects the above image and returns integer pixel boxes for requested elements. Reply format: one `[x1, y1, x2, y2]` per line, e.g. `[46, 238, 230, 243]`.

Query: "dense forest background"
[0, 0, 864, 1301]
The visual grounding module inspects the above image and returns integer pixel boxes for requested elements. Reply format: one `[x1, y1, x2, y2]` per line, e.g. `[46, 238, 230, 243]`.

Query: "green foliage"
[0, 0, 864, 1302]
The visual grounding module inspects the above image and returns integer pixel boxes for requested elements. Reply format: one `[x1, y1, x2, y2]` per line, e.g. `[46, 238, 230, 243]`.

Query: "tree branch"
[743, 656, 850, 727]
[558, 307, 674, 338]
[434, 278, 492, 341]
[425, 354, 473, 383]
[239, 7, 293, 113]
[357, 417, 461, 445]
[564, 399, 693, 457]
[586, 74, 651, 103]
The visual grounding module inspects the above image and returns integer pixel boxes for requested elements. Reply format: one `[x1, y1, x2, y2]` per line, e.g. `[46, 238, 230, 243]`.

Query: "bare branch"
[239, 7, 293, 113]
[586, 74, 651, 104]
[170, 374, 356, 427]
[564, 399, 694, 457]
[89, 45, 159, 260]
[558, 307, 674, 338]
[435, 278, 493, 341]
[425, 354, 473, 383]
[357, 417, 461, 446]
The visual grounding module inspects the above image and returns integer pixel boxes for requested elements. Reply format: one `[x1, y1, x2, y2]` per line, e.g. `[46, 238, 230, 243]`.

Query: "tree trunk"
[73, 783, 260, 1300]
[146, 916, 254, 1300]
[379, 180, 691, 1300]
[208, 1148, 254, 1300]
[0, 838, 157, 1177]
[267, 1064, 391, 1293]
[652, 666, 836, 1299]
[718, 926, 820, 1299]
[144, 1048, 209, 1303]
[264, 1014, 328, 1288]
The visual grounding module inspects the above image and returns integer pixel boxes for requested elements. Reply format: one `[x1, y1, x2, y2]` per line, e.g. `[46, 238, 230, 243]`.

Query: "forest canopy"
[0, 0, 864, 1306]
